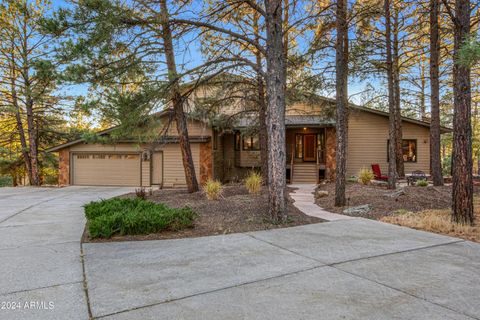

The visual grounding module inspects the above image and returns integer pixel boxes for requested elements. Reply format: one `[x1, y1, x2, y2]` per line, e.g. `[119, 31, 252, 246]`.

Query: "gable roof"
[46, 94, 451, 152]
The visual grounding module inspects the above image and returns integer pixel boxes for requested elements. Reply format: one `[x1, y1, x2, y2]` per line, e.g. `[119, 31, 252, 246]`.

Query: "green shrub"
[358, 168, 374, 185]
[415, 179, 428, 187]
[0, 175, 12, 187]
[245, 171, 263, 194]
[347, 176, 358, 183]
[442, 155, 451, 176]
[203, 178, 223, 200]
[84, 198, 196, 239]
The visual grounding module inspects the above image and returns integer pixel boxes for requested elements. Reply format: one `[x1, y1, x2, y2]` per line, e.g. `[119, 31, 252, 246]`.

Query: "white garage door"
[72, 153, 141, 186]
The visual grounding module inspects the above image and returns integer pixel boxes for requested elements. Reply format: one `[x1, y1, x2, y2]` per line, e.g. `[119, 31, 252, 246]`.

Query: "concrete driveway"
[1, 187, 480, 320]
[84, 220, 480, 320]
[0, 186, 132, 320]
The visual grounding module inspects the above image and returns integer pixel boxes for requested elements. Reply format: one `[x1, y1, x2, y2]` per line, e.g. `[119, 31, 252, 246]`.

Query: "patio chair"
[371, 164, 388, 181]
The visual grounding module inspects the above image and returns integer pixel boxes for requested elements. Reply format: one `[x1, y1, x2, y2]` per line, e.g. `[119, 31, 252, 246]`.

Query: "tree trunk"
[254, 12, 269, 182]
[334, 0, 348, 207]
[10, 63, 32, 184]
[392, 10, 404, 178]
[258, 75, 269, 182]
[451, 0, 473, 224]
[159, 0, 199, 193]
[264, 0, 287, 221]
[385, 0, 397, 189]
[25, 100, 39, 186]
[429, 0, 443, 186]
[419, 63, 426, 118]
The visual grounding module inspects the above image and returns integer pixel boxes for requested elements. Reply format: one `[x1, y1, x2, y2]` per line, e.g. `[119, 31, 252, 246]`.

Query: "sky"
[49, 0, 376, 108]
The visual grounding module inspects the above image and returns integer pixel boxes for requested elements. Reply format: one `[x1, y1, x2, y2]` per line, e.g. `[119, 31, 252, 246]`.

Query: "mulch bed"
[314, 182, 474, 220]
[83, 185, 322, 243]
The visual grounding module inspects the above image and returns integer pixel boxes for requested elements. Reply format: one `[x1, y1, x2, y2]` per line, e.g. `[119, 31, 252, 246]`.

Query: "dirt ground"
[86, 185, 322, 242]
[315, 182, 463, 219]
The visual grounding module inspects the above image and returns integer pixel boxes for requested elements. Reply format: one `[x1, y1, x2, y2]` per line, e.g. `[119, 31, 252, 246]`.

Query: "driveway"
[84, 220, 480, 320]
[1, 188, 480, 320]
[0, 186, 132, 320]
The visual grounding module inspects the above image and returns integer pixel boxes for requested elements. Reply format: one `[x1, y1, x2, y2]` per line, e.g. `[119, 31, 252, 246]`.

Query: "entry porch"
[286, 126, 336, 184]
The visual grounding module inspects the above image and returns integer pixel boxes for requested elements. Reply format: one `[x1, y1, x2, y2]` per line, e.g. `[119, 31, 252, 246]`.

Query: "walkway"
[289, 184, 354, 221]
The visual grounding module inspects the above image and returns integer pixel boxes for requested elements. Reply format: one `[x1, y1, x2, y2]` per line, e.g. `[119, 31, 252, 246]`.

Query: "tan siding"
[151, 152, 163, 185]
[158, 144, 201, 188]
[141, 159, 150, 187]
[70, 143, 143, 152]
[347, 111, 430, 176]
[165, 119, 212, 137]
[239, 150, 261, 167]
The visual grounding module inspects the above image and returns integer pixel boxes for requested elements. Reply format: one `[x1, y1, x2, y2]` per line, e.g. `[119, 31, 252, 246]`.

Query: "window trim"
[295, 134, 303, 159]
[242, 134, 260, 151]
[387, 139, 418, 163]
[234, 132, 241, 151]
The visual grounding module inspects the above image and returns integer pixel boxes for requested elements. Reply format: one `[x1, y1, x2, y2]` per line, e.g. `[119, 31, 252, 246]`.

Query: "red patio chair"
[371, 164, 388, 181]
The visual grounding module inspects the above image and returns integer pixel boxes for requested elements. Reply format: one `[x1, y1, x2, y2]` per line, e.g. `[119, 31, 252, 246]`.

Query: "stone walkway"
[289, 184, 353, 221]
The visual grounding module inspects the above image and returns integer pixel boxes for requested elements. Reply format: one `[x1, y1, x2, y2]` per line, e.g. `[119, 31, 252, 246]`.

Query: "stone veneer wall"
[199, 141, 213, 184]
[213, 132, 224, 181]
[58, 149, 70, 185]
[325, 127, 336, 180]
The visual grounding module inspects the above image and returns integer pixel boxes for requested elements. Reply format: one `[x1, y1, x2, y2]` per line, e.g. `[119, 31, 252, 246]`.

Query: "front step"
[292, 163, 317, 183]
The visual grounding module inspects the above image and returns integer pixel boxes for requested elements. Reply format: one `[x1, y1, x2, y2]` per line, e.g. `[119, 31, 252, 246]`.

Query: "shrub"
[415, 179, 428, 187]
[358, 168, 374, 185]
[84, 198, 196, 239]
[245, 171, 263, 194]
[347, 176, 358, 183]
[442, 155, 452, 176]
[135, 187, 146, 199]
[203, 178, 223, 200]
[0, 175, 12, 187]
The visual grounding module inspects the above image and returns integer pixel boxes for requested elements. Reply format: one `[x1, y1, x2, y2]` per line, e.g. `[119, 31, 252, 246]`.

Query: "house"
[47, 93, 450, 187]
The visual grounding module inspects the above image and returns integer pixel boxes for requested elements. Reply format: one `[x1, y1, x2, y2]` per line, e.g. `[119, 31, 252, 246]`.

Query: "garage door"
[72, 153, 141, 186]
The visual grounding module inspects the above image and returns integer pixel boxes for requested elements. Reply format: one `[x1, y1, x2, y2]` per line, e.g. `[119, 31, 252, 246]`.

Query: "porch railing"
[290, 144, 295, 183]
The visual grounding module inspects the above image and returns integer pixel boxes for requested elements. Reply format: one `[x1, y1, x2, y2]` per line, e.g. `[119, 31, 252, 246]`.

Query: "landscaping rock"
[343, 204, 372, 216]
[386, 188, 405, 199]
[371, 179, 388, 186]
[315, 190, 329, 198]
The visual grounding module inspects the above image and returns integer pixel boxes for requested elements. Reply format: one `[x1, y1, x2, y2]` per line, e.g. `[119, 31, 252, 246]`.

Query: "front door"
[303, 134, 316, 162]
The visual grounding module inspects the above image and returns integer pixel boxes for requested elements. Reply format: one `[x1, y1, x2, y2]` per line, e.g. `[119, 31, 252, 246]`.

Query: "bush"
[358, 168, 374, 185]
[442, 155, 452, 176]
[347, 176, 358, 183]
[203, 178, 223, 200]
[84, 198, 196, 239]
[245, 171, 263, 194]
[415, 179, 428, 187]
[0, 175, 12, 187]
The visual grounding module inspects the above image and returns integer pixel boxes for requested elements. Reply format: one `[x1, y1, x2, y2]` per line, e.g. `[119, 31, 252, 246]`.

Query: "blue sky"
[50, 0, 375, 107]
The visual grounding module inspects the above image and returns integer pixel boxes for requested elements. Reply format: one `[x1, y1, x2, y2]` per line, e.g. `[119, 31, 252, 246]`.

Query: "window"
[295, 134, 303, 158]
[243, 134, 260, 151]
[387, 139, 417, 162]
[234, 132, 241, 151]
[317, 130, 326, 163]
